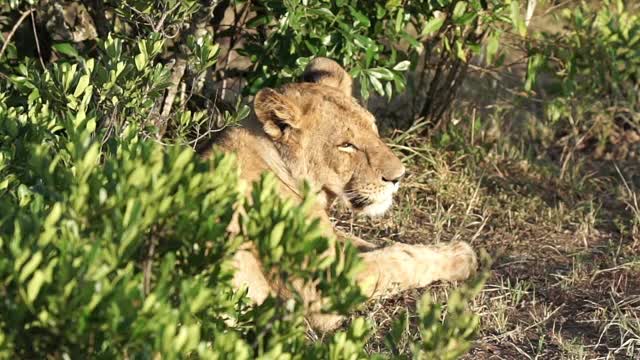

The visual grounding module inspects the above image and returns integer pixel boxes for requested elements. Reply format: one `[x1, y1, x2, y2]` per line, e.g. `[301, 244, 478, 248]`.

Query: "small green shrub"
[527, 0, 640, 159]
[0, 74, 371, 357]
[2, 0, 516, 128]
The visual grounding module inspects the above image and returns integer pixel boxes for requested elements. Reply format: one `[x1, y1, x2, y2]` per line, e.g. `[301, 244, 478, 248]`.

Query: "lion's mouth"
[348, 194, 372, 209]
[345, 188, 396, 217]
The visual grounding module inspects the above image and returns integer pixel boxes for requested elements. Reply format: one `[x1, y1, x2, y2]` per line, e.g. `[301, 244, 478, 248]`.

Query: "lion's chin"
[347, 183, 398, 217]
[357, 196, 393, 217]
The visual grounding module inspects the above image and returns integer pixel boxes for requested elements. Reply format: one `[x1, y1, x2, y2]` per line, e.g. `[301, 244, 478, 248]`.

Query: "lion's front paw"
[442, 241, 478, 282]
[307, 312, 345, 333]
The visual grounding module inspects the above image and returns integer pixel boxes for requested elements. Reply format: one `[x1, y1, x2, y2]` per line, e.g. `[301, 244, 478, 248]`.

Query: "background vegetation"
[0, 0, 638, 358]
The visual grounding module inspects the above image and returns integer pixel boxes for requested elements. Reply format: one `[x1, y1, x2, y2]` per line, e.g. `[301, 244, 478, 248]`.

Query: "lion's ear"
[254, 88, 301, 140]
[302, 57, 353, 96]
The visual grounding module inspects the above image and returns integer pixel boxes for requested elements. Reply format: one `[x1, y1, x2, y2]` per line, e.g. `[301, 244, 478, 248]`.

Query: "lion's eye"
[338, 142, 357, 152]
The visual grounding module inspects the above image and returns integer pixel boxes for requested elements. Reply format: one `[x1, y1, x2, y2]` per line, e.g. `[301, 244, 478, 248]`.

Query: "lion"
[203, 58, 477, 332]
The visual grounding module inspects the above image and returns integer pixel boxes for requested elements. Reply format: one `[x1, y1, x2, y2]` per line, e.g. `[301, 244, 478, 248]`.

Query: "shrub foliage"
[528, 0, 640, 159]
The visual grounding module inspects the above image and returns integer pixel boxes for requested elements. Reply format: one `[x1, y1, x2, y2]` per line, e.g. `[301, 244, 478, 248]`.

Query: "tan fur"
[203, 58, 477, 332]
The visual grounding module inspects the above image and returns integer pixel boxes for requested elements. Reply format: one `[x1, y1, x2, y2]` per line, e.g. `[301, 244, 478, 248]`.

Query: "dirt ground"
[332, 36, 640, 359]
[333, 128, 639, 358]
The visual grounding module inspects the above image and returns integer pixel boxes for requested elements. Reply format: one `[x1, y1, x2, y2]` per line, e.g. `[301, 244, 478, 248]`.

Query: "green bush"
[234, 0, 514, 127]
[526, 0, 640, 159]
[0, 0, 488, 358]
[0, 0, 515, 129]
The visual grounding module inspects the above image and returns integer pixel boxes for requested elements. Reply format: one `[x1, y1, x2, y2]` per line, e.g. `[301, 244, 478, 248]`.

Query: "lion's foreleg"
[307, 241, 477, 332]
[231, 247, 273, 304]
[334, 227, 379, 251]
[357, 241, 477, 299]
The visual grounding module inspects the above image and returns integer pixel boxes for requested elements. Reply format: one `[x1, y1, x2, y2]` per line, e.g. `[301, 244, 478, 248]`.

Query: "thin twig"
[220, 1, 251, 101]
[30, 11, 45, 69]
[153, 2, 182, 32]
[160, 59, 187, 116]
[0, 8, 35, 60]
[525, 0, 537, 28]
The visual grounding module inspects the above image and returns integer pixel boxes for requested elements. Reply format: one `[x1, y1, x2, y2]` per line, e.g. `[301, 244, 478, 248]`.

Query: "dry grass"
[332, 83, 640, 358]
[329, 3, 640, 355]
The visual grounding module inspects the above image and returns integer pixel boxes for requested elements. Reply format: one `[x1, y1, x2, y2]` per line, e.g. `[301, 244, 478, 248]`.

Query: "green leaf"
[395, 8, 405, 33]
[73, 75, 91, 98]
[270, 222, 286, 249]
[385, 81, 393, 100]
[246, 15, 270, 28]
[349, 6, 371, 27]
[135, 53, 147, 72]
[455, 39, 467, 61]
[421, 17, 445, 37]
[79, 143, 100, 176]
[27, 270, 46, 303]
[486, 33, 500, 64]
[19, 252, 42, 282]
[52, 43, 79, 57]
[368, 68, 394, 80]
[510, 0, 527, 37]
[455, 12, 477, 25]
[453, 1, 468, 20]
[173, 149, 193, 171]
[525, 53, 545, 91]
[369, 75, 384, 96]
[308, 7, 335, 18]
[393, 60, 411, 71]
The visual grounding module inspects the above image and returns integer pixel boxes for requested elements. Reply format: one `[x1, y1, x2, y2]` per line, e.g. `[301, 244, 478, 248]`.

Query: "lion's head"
[253, 58, 405, 217]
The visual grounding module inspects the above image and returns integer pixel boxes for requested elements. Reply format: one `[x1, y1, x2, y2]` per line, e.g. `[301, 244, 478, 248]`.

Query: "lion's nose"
[382, 166, 406, 185]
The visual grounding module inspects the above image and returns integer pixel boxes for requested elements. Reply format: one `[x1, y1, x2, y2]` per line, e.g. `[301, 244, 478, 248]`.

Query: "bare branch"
[0, 8, 35, 60]
[153, 2, 182, 33]
[155, 57, 188, 139]
[525, 0, 537, 28]
[30, 10, 46, 69]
